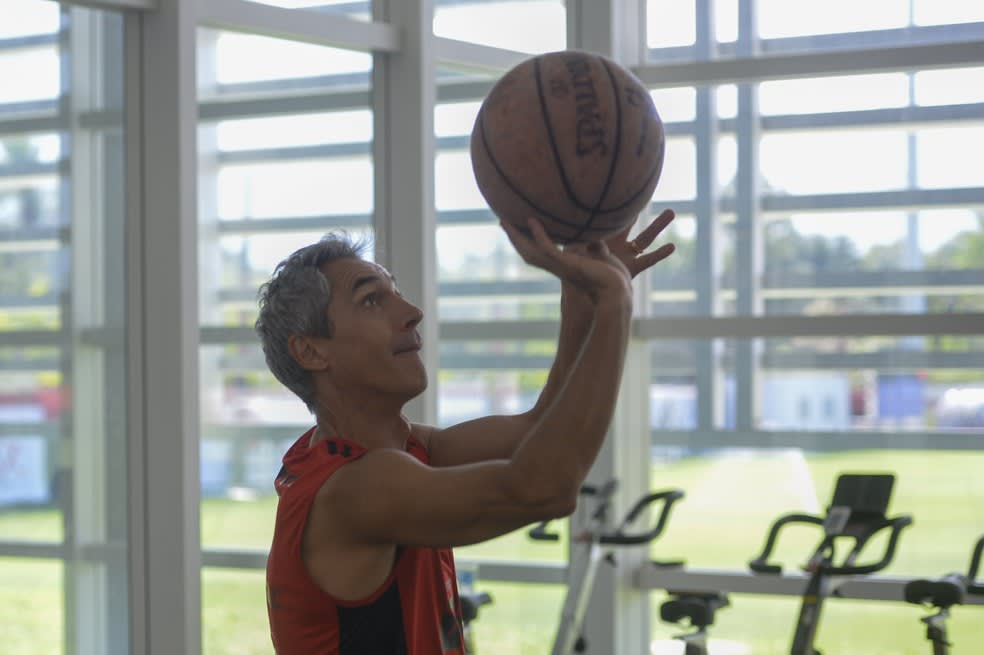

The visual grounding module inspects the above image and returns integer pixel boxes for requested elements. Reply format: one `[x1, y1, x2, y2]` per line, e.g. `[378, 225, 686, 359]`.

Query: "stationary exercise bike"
[529, 480, 685, 655]
[903, 534, 984, 655]
[749, 473, 913, 655]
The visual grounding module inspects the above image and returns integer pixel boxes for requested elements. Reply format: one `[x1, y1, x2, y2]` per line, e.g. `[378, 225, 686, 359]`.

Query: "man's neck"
[310, 396, 410, 451]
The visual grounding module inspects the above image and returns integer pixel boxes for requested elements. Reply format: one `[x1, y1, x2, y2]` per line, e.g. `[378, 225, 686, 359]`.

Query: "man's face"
[319, 257, 427, 399]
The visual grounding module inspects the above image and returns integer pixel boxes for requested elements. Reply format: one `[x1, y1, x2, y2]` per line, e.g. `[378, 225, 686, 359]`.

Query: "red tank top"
[266, 428, 465, 655]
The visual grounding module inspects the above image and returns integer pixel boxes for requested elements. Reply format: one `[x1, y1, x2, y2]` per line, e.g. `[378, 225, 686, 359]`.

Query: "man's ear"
[287, 334, 331, 371]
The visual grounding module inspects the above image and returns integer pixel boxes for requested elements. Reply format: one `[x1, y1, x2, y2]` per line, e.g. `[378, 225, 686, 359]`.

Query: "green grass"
[1, 449, 983, 655]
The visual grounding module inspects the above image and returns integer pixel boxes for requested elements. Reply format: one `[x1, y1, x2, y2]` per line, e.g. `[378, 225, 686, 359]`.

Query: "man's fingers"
[632, 242, 676, 274]
[631, 209, 675, 251]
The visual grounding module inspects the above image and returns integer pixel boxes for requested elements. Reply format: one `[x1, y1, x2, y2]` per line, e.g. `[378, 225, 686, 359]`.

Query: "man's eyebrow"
[351, 275, 381, 295]
[351, 271, 395, 295]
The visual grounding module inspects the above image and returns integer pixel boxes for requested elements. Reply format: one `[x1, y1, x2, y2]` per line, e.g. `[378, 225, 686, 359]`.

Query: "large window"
[637, 2, 984, 652]
[0, 3, 130, 655]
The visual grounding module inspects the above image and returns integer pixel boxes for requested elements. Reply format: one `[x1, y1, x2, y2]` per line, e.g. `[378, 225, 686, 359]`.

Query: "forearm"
[530, 281, 594, 418]
[510, 297, 633, 502]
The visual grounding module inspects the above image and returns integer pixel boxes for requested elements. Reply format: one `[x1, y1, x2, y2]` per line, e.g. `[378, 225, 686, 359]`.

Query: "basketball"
[470, 49, 665, 244]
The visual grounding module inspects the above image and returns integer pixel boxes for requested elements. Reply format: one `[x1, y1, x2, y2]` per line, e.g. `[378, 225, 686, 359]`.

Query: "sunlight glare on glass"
[0, 0, 60, 39]
[647, 0, 696, 48]
[0, 48, 59, 103]
[915, 67, 984, 106]
[916, 209, 981, 254]
[717, 135, 737, 194]
[436, 151, 485, 211]
[757, 0, 908, 38]
[786, 211, 908, 253]
[435, 102, 482, 138]
[433, 1, 566, 54]
[217, 158, 373, 219]
[649, 87, 696, 123]
[917, 126, 984, 190]
[759, 74, 908, 115]
[214, 111, 372, 151]
[914, 0, 984, 26]
[214, 32, 371, 84]
[716, 84, 737, 118]
[652, 138, 697, 201]
[715, 0, 738, 42]
[760, 131, 908, 195]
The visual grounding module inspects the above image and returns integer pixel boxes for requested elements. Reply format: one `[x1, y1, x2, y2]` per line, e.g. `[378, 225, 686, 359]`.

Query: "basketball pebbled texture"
[471, 50, 665, 244]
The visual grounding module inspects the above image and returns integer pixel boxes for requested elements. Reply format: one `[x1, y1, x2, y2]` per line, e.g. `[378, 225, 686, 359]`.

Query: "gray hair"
[255, 232, 370, 412]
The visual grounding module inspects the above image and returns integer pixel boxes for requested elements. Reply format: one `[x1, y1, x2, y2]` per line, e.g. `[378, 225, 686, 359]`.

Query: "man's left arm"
[420, 209, 676, 468]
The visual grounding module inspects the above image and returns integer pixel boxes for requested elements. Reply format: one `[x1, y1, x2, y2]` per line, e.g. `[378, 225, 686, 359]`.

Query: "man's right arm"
[323, 293, 632, 549]
[321, 220, 640, 549]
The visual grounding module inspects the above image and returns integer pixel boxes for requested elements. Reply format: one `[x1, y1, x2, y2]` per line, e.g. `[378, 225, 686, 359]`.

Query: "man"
[255, 210, 676, 655]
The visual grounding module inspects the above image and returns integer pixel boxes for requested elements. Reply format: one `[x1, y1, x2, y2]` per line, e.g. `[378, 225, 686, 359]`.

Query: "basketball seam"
[569, 58, 623, 242]
[534, 57, 589, 216]
[477, 105, 595, 233]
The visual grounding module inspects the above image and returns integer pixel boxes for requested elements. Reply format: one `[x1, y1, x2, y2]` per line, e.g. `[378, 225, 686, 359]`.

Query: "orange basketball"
[471, 49, 665, 244]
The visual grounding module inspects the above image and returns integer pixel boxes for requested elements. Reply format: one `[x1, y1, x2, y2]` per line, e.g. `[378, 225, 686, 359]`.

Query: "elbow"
[504, 466, 578, 521]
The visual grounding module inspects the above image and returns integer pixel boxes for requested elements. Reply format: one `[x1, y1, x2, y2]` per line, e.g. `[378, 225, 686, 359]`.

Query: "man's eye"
[362, 293, 379, 306]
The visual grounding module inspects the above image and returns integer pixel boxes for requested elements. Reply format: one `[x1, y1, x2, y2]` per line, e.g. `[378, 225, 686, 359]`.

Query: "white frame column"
[124, 0, 201, 653]
[567, 2, 652, 653]
[372, 0, 438, 426]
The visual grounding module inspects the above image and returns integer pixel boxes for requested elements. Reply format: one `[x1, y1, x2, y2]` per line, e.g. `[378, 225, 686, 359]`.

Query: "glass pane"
[436, 150, 486, 211]
[650, 87, 696, 123]
[1, 5, 129, 654]
[651, 136, 696, 201]
[200, 343, 306, 549]
[239, 0, 371, 21]
[435, 100, 481, 138]
[202, 568, 271, 655]
[434, 0, 566, 54]
[761, 130, 909, 195]
[915, 0, 984, 26]
[917, 126, 984, 189]
[462, 581, 566, 654]
[915, 66, 984, 106]
[759, 74, 909, 115]
[757, 0, 908, 38]
[649, 338, 984, 433]
[0, 558, 63, 655]
[216, 157, 374, 218]
[649, 448, 984, 575]
[646, 0, 696, 48]
[213, 110, 373, 151]
[0, 1, 60, 39]
[198, 28, 372, 93]
[0, 46, 60, 104]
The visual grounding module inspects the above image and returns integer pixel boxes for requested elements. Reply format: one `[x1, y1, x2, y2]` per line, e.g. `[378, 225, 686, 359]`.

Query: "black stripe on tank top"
[336, 581, 407, 655]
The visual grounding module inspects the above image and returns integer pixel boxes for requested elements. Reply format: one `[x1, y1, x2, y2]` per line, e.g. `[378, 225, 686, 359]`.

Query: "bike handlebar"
[749, 511, 913, 576]
[528, 484, 685, 546]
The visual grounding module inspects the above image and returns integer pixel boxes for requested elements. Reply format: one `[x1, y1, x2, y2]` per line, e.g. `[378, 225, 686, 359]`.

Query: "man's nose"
[402, 299, 423, 330]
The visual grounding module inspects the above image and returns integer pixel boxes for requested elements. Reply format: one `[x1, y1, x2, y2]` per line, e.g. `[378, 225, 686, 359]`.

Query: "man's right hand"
[500, 218, 633, 308]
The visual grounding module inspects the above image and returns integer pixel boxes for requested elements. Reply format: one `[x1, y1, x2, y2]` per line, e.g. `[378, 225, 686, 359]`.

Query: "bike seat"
[904, 574, 966, 609]
[660, 592, 729, 628]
